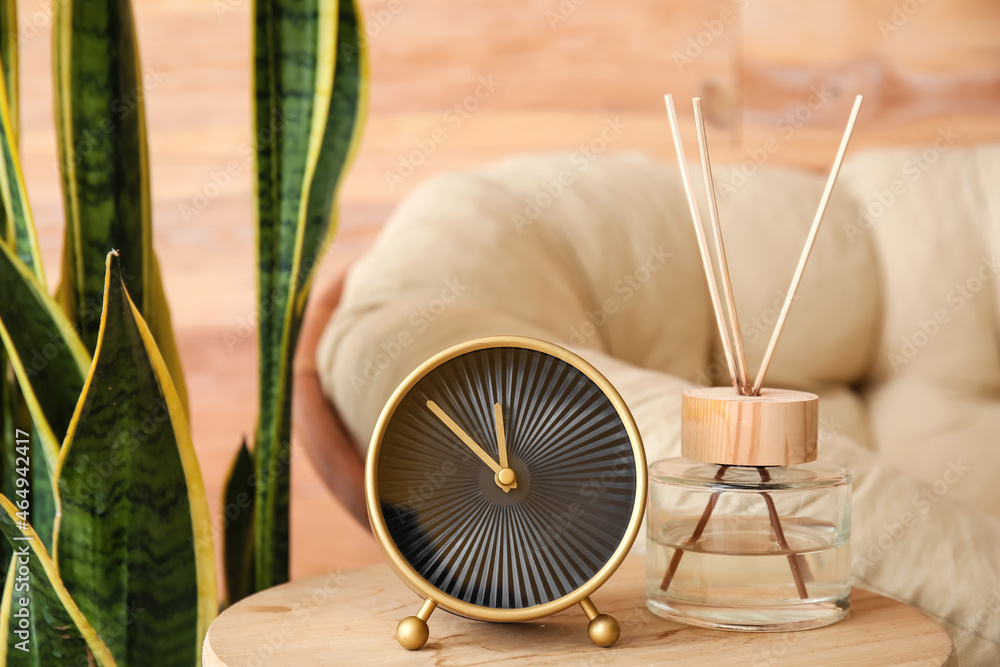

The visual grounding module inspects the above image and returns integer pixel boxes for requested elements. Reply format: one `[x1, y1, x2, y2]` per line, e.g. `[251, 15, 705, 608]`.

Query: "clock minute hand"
[427, 400, 501, 473]
[493, 403, 508, 468]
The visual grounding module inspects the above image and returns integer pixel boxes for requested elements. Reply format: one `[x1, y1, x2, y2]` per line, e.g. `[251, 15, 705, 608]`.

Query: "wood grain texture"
[203, 555, 956, 666]
[682, 387, 819, 465]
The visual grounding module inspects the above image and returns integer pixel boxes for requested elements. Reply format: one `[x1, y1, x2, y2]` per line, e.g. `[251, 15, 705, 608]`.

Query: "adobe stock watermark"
[203, 437, 310, 547]
[224, 286, 283, 352]
[532, 451, 635, 560]
[692, 289, 799, 386]
[180, 108, 298, 223]
[877, 0, 931, 40]
[511, 116, 629, 233]
[567, 245, 671, 345]
[56, 65, 169, 175]
[22, 316, 82, 378]
[339, 0, 410, 61]
[751, 633, 802, 667]
[887, 254, 999, 372]
[672, 0, 751, 71]
[243, 570, 349, 667]
[717, 84, 834, 203]
[349, 277, 468, 393]
[741, 289, 796, 345]
[397, 461, 459, 514]
[544, 0, 587, 29]
[383, 76, 502, 192]
[854, 457, 970, 578]
[14, 0, 67, 45]
[222, 236, 334, 352]
[65, 602, 144, 667]
[10, 429, 31, 653]
[65, 397, 175, 496]
[212, 0, 242, 18]
[968, 590, 1000, 636]
[843, 126, 959, 243]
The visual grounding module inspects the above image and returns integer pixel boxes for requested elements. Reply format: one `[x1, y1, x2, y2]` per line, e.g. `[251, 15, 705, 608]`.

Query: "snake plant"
[237, 0, 367, 596]
[0, 0, 366, 660]
[0, 0, 217, 662]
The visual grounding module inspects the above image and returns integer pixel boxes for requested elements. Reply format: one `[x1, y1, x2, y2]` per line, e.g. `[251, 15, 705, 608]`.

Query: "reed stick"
[751, 95, 863, 395]
[658, 466, 811, 601]
[758, 467, 810, 599]
[659, 466, 728, 591]
[693, 97, 750, 394]
[664, 94, 742, 393]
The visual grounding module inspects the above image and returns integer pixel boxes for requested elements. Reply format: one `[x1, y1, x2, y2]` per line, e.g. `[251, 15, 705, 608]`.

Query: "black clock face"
[374, 344, 638, 610]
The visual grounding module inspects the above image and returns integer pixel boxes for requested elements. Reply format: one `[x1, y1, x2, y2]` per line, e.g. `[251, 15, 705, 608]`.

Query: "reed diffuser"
[644, 94, 862, 631]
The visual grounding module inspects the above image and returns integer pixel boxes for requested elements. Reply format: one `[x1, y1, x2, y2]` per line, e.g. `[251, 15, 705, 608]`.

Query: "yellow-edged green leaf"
[0, 496, 116, 666]
[0, 240, 90, 448]
[53, 0, 150, 335]
[0, 242, 89, 552]
[25, 450, 55, 556]
[0, 366, 12, 581]
[52, 0, 188, 416]
[145, 251, 189, 412]
[0, 0, 17, 139]
[0, 1, 25, 577]
[222, 440, 254, 607]
[252, 0, 367, 590]
[0, 54, 44, 281]
[0, 0, 39, 283]
[53, 252, 215, 665]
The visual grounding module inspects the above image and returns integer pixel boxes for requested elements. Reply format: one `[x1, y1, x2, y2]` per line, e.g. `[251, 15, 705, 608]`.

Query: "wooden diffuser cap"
[681, 387, 819, 466]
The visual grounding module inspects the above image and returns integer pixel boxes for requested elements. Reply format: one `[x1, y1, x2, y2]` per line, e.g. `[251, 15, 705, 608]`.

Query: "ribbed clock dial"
[374, 344, 637, 610]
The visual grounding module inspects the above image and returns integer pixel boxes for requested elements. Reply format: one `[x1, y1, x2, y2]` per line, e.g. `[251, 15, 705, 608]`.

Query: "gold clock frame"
[365, 335, 647, 650]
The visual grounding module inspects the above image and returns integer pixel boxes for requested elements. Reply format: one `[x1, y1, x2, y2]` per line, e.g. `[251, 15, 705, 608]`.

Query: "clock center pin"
[497, 467, 516, 487]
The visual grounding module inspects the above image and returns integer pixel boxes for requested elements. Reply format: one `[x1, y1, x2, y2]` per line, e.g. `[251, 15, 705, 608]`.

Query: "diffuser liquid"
[646, 515, 850, 631]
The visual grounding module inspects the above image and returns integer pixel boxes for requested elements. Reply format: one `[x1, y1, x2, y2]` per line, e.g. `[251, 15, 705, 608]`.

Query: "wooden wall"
[14, 0, 999, 579]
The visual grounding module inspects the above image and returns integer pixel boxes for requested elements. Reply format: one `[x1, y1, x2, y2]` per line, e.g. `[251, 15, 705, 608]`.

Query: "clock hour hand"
[427, 400, 516, 492]
[493, 403, 516, 488]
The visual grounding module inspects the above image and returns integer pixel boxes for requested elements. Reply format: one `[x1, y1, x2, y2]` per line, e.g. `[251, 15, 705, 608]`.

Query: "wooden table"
[203, 556, 955, 666]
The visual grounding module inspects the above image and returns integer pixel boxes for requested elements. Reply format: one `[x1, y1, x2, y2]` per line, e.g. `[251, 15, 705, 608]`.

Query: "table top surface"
[204, 555, 955, 666]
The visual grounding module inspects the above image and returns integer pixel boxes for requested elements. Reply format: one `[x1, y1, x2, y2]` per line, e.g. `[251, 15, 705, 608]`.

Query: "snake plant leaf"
[0, 0, 17, 138]
[0, 369, 11, 583]
[0, 241, 89, 552]
[0, 0, 41, 285]
[52, 0, 149, 339]
[52, 0, 188, 415]
[25, 452, 55, 556]
[54, 252, 215, 665]
[145, 252, 189, 412]
[0, 239, 90, 448]
[0, 245, 88, 557]
[0, 496, 116, 666]
[252, 0, 367, 590]
[0, 0, 33, 574]
[0, 63, 44, 281]
[222, 439, 254, 607]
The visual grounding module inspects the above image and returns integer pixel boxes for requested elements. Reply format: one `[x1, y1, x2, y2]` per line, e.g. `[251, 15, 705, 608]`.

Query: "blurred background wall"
[14, 0, 1000, 578]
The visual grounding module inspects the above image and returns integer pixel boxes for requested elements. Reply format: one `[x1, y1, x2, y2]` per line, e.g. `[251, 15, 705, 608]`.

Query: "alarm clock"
[365, 336, 647, 650]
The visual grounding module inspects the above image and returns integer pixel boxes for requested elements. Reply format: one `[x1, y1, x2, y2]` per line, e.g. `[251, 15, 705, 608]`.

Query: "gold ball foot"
[588, 613, 620, 648]
[396, 616, 429, 650]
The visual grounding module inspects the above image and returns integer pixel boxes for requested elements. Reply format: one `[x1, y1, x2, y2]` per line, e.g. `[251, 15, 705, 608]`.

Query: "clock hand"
[493, 403, 517, 489]
[427, 400, 516, 492]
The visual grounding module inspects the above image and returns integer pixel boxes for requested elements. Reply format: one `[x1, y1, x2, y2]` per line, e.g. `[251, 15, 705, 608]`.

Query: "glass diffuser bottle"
[646, 387, 851, 631]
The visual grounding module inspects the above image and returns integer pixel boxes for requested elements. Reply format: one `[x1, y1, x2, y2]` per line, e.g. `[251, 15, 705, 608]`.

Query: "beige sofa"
[319, 146, 1000, 664]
